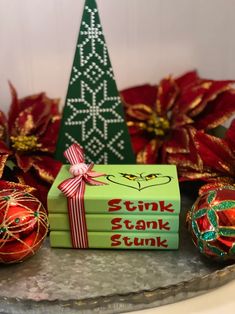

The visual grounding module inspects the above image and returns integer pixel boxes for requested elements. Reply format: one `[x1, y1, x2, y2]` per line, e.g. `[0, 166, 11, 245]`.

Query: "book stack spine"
[49, 212, 179, 250]
[48, 164, 181, 250]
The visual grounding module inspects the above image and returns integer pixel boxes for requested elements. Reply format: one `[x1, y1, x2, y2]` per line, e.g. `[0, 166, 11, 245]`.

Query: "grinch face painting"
[106, 172, 172, 191]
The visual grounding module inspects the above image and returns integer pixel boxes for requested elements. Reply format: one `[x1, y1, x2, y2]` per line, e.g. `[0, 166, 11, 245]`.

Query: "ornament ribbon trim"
[58, 144, 106, 248]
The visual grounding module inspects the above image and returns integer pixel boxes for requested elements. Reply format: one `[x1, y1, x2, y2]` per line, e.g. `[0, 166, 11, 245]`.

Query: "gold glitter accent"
[205, 109, 235, 129]
[201, 82, 212, 89]
[24, 114, 34, 135]
[136, 139, 159, 164]
[156, 86, 163, 114]
[0, 126, 5, 140]
[188, 96, 203, 111]
[51, 115, 61, 123]
[136, 150, 147, 164]
[127, 103, 152, 116]
[190, 85, 230, 117]
[10, 135, 41, 152]
[33, 162, 54, 183]
[0, 155, 8, 178]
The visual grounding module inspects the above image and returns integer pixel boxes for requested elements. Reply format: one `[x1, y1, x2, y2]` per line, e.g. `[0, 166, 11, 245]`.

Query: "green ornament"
[56, 0, 134, 164]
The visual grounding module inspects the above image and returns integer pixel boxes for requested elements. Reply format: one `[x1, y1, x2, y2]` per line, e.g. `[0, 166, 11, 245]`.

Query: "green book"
[49, 213, 179, 232]
[48, 164, 180, 215]
[50, 231, 179, 249]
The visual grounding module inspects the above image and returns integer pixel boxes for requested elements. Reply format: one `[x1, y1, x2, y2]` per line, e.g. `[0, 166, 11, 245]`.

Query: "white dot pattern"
[58, 0, 132, 164]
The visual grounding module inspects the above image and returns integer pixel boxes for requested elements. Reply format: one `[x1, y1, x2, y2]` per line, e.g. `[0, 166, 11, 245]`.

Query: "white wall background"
[0, 0, 235, 121]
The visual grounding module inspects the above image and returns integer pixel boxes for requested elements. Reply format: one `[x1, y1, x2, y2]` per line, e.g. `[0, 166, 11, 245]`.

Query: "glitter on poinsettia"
[169, 119, 235, 192]
[121, 71, 235, 166]
[0, 84, 62, 207]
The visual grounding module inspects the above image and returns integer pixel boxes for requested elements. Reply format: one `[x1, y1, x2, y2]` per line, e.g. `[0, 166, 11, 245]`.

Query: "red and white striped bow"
[58, 143, 106, 198]
[58, 143, 106, 248]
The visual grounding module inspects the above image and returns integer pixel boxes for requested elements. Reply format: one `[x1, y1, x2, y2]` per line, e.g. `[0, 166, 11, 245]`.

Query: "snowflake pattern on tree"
[56, 0, 134, 164]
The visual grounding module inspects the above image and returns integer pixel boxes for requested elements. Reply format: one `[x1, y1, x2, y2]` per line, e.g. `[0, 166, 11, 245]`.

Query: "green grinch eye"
[145, 173, 160, 181]
[120, 173, 139, 181]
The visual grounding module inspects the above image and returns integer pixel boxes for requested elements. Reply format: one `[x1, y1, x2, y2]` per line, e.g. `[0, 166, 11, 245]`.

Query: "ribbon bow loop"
[64, 143, 85, 164]
[58, 144, 106, 198]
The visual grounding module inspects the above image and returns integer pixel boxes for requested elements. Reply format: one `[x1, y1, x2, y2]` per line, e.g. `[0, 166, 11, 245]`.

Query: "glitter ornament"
[0, 189, 48, 264]
[187, 186, 235, 261]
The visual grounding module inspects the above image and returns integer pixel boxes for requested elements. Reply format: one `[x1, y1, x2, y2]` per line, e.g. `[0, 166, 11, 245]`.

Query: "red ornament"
[187, 186, 235, 261]
[0, 189, 48, 264]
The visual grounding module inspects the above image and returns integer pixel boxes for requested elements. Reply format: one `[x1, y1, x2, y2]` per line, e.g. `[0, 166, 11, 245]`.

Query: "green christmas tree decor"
[56, 0, 134, 164]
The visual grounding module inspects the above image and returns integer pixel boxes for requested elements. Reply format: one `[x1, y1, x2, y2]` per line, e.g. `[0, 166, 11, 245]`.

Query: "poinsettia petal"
[136, 139, 160, 164]
[38, 117, 61, 153]
[155, 77, 178, 115]
[0, 140, 11, 154]
[14, 102, 50, 136]
[129, 133, 150, 155]
[193, 91, 235, 130]
[31, 106, 51, 135]
[178, 170, 221, 182]
[15, 168, 50, 210]
[50, 97, 60, 115]
[162, 128, 190, 156]
[28, 94, 60, 138]
[127, 124, 144, 136]
[0, 154, 8, 178]
[0, 179, 35, 193]
[8, 82, 21, 134]
[189, 80, 233, 117]
[0, 110, 8, 141]
[30, 94, 55, 136]
[225, 119, 235, 153]
[171, 113, 193, 128]
[37, 96, 61, 137]
[166, 127, 203, 171]
[12, 109, 35, 136]
[126, 104, 153, 121]
[32, 155, 62, 183]
[195, 131, 235, 176]
[19, 92, 45, 111]
[175, 70, 199, 90]
[12, 93, 58, 137]
[172, 86, 205, 116]
[121, 84, 157, 108]
[15, 153, 34, 172]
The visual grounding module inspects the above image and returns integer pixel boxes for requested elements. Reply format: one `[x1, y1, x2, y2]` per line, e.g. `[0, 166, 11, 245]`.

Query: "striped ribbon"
[58, 143, 106, 248]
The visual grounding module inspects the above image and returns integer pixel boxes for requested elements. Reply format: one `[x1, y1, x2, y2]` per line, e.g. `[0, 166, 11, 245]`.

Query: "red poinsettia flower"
[177, 119, 235, 195]
[121, 71, 235, 166]
[0, 84, 62, 207]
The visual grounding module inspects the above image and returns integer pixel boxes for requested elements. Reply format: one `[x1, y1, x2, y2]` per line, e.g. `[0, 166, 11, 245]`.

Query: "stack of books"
[48, 164, 180, 250]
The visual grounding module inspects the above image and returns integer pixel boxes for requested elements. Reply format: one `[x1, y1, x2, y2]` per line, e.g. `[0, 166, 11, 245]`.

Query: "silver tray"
[0, 191, 234, 314]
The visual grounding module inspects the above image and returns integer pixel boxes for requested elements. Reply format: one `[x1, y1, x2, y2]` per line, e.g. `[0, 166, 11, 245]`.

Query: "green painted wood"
[49, 213, 179, 232]
[50, 231, 179, 249]
[56, 0, 134, 164]
[48, 164, 181, 214]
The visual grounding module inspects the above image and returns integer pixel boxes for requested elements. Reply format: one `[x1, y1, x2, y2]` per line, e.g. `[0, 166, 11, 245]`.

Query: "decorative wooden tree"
[56, 0, 134, 164]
